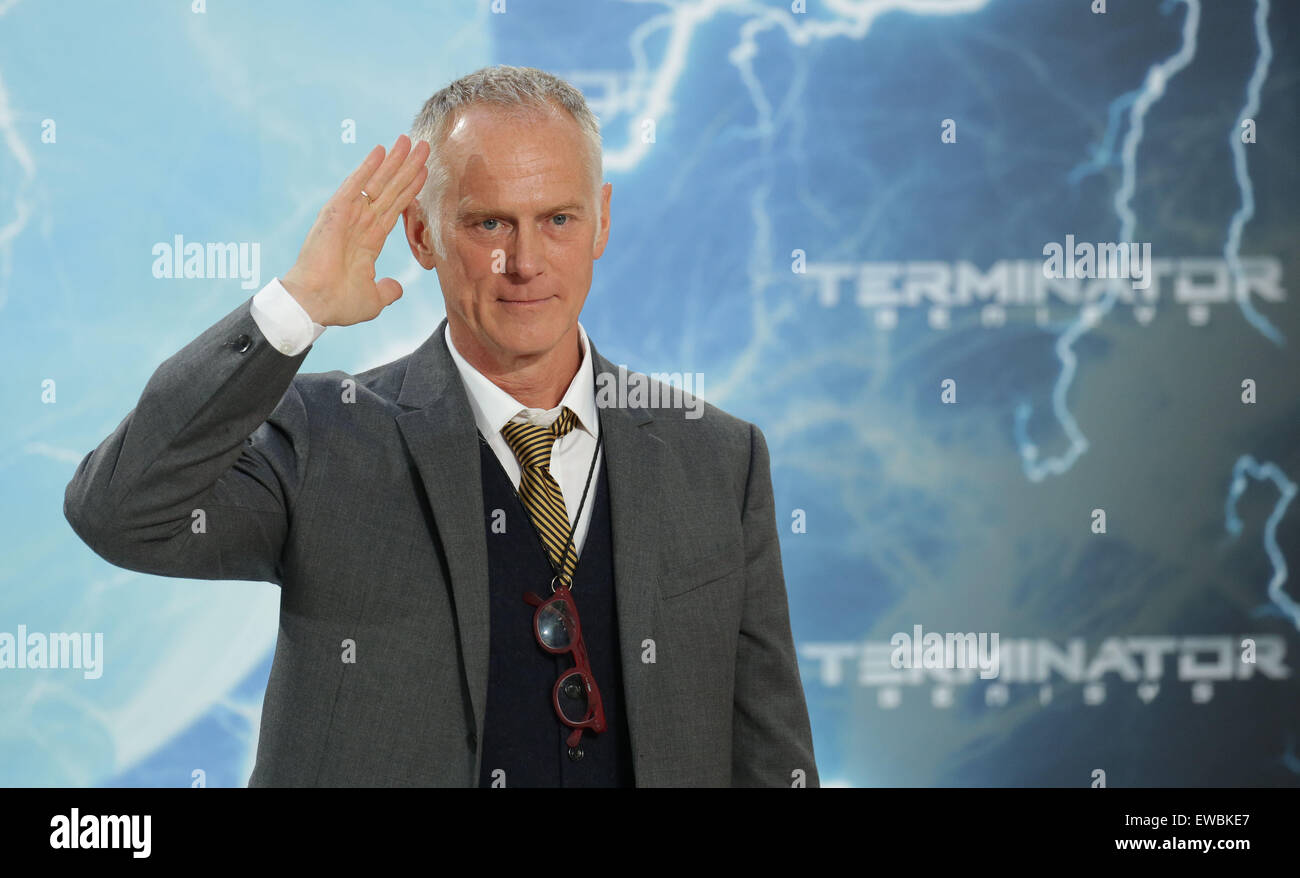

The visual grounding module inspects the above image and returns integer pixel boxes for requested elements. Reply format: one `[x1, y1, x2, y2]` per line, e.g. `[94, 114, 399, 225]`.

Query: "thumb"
[376, 277, 404, 309]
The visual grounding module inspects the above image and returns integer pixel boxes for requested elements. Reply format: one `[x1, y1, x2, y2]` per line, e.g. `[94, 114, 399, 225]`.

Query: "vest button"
[567, 745, 584, 762]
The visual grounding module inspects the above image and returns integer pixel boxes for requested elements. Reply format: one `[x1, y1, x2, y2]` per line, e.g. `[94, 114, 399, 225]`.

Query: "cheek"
[449, 242, 495, 286]
[556, 247, 593, 281]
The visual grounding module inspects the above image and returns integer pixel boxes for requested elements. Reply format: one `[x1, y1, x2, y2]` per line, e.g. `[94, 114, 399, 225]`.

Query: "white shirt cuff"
[251, 277, 326, 357]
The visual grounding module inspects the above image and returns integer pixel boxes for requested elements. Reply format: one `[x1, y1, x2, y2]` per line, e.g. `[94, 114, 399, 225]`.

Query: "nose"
[508, 222, 544, 280]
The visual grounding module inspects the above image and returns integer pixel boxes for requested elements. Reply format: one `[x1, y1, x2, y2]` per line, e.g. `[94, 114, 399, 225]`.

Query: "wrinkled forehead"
[440, 103, 596, 194]
[443, 102, 576, 159]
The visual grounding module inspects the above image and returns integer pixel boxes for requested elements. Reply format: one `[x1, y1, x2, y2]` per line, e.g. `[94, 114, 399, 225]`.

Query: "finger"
[360, 134, 413, 204]
[374, 139, 428, 213]
[373, 139, 430, 217]
[362, 161, 428, 252]
[339, 144, 386, 203]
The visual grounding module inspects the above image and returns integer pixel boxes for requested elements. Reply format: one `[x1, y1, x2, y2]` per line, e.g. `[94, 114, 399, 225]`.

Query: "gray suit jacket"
[63, 296, 819, 787]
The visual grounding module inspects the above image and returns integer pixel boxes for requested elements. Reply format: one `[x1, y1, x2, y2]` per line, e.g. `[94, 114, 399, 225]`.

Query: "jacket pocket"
[658, 548, 743, 599]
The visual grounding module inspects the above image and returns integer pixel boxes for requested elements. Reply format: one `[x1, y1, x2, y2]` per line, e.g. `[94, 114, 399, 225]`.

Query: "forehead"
[441, 103, 592, 202]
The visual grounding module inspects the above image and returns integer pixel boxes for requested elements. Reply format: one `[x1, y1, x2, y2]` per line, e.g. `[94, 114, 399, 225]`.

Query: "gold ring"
[360, 189, 373, 205]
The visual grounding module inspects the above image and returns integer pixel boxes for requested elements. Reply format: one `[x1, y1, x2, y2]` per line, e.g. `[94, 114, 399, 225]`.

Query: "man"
[63, 65, 817, 787]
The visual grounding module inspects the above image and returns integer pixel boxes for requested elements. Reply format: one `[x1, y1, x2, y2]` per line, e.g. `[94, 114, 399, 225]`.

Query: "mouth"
[498, 295, 555, 307]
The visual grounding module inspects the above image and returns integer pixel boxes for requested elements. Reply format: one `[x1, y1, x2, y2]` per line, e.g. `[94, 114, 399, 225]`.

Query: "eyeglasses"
[524, 581, 607, 749]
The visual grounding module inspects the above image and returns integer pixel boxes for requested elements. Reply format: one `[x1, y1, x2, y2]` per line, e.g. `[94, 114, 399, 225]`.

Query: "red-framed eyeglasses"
[524, 580, 607, 749]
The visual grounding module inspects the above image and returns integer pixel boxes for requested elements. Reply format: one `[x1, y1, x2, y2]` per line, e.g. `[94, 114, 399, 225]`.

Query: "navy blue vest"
[476, 433, 635, 787]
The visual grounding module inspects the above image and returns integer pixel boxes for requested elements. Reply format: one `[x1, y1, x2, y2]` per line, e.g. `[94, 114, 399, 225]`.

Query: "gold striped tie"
[500, 407, 581, 586]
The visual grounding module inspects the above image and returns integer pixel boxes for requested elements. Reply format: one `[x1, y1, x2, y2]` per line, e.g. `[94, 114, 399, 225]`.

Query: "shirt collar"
[443, 321, 598, 439]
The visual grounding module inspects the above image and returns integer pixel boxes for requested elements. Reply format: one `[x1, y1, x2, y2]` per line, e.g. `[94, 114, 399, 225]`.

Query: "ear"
[592, 182, 612, 260]
[402, 202, 440, 270]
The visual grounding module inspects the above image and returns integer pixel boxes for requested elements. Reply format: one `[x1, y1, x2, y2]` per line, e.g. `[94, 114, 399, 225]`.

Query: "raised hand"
[280, 134, 431, 327]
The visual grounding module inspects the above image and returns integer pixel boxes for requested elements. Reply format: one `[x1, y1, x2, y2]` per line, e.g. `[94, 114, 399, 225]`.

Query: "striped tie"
[500, 407, 581, 586]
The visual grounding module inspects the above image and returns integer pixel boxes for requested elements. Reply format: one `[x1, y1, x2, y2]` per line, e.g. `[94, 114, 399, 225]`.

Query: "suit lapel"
[589, 348, 667, 782]
[394, 319, 491, 747]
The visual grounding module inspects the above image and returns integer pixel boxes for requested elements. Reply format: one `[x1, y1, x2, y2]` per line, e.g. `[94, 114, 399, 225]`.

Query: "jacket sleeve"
[63, 296, 313, 586]
[731, 422, 820, 787]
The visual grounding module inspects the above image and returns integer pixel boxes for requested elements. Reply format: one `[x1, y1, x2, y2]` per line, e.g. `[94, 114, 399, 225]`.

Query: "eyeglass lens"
[536, 597, 576, 650]
[557, 670, 590, 724]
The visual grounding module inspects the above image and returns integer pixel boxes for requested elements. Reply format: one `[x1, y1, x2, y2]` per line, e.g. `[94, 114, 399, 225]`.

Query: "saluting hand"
[281, 134, 431, 327]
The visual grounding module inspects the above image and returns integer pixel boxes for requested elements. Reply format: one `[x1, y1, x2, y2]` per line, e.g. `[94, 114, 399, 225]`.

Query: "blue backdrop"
[1, 0, 1296, 787]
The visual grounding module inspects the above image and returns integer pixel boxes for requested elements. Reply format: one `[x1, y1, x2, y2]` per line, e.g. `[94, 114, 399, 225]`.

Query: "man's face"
[404, 102, 611, 370]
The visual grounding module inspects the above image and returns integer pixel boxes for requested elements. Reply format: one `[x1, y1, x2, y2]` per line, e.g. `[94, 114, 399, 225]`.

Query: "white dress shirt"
[249, 277, 602, 558]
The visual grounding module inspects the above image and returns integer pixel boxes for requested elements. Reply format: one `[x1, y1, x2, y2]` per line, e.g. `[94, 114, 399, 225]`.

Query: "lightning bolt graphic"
[1024, 0, 1295, 776]
[589, 0, 994, 402]
[1019, 0, 1286, 482]
[1065, 89, 1140, 188]
[1224, 0, 1282, 345]
[1015, 0, 1201, 482]
[1225, 455, 1298, 629]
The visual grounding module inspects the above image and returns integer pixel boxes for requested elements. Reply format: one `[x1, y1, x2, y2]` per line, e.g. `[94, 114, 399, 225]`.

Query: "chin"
[491, 317, 569, 357]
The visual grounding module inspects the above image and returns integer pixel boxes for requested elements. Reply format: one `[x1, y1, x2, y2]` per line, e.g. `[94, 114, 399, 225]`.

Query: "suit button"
[232, 333, 252, 353]
[567, 745, 584, 762]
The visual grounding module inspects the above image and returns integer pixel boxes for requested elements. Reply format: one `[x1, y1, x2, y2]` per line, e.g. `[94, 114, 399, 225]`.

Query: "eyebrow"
[456, 202, 587, 222]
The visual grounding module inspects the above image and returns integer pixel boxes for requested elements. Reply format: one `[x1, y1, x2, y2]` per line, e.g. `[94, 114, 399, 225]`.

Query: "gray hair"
[409, 65, 603, 261]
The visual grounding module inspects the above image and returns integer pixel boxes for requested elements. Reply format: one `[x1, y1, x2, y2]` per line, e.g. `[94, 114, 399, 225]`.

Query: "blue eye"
[553, 214, 569, 226]
[481, 219, 499, 230]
